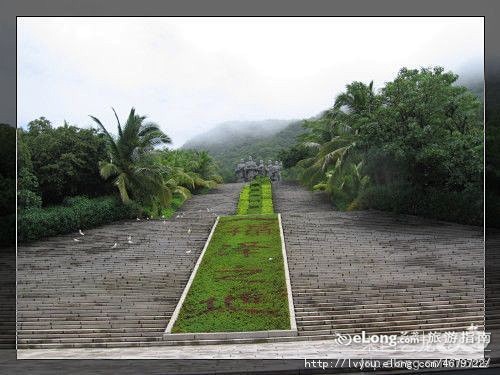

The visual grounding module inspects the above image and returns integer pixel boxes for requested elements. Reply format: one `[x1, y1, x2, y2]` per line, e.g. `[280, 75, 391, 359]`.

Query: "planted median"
[169, 177, 293, 334]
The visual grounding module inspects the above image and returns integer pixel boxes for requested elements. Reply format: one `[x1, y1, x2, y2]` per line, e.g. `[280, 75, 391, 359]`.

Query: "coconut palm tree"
[159, 149, 222, 191]
[297, 82, 378, 206]
[298, 110, 359, 188]
[90, 107, 173, 210]
[334, 81, 376, 115]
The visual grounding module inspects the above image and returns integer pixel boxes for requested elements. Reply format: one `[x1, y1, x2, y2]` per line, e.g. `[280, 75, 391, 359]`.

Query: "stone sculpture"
[257, 160, 266, 177]
[235, 158, 246, 182]
[245, 156, 258, 181]
[235, 157, 281, 182]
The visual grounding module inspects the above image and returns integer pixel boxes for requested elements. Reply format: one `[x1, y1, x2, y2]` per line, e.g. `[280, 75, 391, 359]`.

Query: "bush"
[359, 183, 482, 226]
[237, 186, 250, 215]
[159, 194, 187, 219]
[236, 177, 274, 215]
[18, 195, 142, 243]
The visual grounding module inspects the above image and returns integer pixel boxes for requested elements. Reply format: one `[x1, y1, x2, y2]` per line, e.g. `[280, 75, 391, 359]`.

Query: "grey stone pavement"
[17, 336, 485, 359]
[16, 182, 486, 359]
[16, 184, 243, 349]
[276, 183, 484, 339]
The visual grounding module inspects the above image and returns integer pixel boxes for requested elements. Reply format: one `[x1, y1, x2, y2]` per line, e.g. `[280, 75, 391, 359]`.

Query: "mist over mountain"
[183, 120, 293, 148]
[182, 119, 304, 182]
[456, 61, 484, 100]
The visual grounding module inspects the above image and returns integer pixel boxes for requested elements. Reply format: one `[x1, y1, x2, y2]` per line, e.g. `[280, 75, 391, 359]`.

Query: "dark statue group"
[235, 156, 282, 182]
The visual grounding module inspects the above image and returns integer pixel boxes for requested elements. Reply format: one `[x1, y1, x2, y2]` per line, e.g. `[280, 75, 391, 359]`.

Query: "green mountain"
[182, 119, 304, 182]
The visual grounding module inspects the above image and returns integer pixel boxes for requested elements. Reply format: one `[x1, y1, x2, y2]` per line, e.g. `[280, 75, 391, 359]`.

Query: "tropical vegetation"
[15, 108, 223, 243]
[279, 67, 483, 225]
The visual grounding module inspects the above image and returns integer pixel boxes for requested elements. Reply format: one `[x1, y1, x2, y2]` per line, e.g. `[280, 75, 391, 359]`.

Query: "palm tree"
[334, 81, 376, 115]
[296, 82, 378, 207]
[159, 149, 222, 191]
[90, 107, 173, 210]
[298, 111, 359, 188]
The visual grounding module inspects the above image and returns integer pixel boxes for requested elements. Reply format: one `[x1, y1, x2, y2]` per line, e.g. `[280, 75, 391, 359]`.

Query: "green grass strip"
[236, 177, 274, 215]
[172, 214, 290, 333]
[236, 185, 250, 215]
[261, 181, 274, 214]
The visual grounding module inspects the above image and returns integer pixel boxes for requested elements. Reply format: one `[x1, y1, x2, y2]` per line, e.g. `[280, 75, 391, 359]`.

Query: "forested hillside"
[183, 120, 304, 181]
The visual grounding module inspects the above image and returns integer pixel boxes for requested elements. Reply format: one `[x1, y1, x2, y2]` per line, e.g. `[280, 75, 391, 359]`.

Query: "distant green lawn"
[172, 214, 290, 333]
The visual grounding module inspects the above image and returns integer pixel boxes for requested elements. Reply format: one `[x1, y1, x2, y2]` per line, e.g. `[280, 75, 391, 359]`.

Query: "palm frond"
[111, 107, 123, 139]
[99, 161, 120, 180]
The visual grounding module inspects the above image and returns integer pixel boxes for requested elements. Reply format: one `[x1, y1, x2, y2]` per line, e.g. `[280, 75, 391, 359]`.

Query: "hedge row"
[236, 186, 250, 215]
[261, 181, 274, 214]
[18, 195, 142, 243]
[236, 177, 274, 215]
[358, 183, 482, 226]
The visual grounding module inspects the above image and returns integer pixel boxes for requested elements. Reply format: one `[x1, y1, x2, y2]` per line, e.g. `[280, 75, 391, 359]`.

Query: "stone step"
[297, 315, 484, 331]
[295, 307, 484, 322]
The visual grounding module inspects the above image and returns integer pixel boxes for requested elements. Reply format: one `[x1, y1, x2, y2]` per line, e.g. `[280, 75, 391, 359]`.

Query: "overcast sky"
[18, 17, 483, 147]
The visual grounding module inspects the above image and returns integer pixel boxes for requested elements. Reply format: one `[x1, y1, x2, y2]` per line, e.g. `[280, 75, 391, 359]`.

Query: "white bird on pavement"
[207, 208, 210, 212]
[79, 229, 84, 236]
[127, 235, 132, 244]
[186, 250, 191, 254]
[163, 220, 167, 225]
[187, 228, 191, 234]
[136, 217, 140, 221]
[467, 323, 478, 331]
[73, 238, 80, 242]
[111, 242, 117, 249]
[176, 215, 180, 219]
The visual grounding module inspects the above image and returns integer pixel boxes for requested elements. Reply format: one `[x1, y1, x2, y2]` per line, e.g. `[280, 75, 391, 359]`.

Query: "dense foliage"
[16, 108, 223, 243]
[18, 196, 141, 242]
[22, 118, 113, 204]
[284, 67, 483, 225]
[90, 108, 223, 218]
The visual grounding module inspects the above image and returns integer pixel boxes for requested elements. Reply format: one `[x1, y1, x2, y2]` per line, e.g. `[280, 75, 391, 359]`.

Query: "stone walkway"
[17, 336, 484, 359]
[275, 182, 484, 339]
[16, 181, 485, 356]
[16, 184, 243, 349]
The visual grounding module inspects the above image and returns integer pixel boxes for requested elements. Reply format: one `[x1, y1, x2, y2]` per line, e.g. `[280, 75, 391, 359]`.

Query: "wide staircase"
[17, 182, 485, 349]
[16, 184, 242, 349]
[275, 182, 484, 340]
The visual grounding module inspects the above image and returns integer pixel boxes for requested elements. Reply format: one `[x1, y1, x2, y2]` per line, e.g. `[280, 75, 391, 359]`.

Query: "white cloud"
[17, 17, 484, 147]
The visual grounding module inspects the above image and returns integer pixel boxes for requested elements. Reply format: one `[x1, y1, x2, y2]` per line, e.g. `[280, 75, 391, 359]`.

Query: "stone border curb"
[163, 329, 297, 341]
[164, 216, 220, 334]
[278, 213, 298, 331]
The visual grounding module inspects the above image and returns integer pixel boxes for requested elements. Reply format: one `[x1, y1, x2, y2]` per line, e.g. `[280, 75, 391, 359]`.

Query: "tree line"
[279, 67, 483, 225]
[13, 108, 222, 242]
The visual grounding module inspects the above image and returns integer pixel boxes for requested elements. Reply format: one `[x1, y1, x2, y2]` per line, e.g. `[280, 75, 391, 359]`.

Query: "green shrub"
[160, 194, 187, 219]
[237, 186, 250, 215]
[18, 195, 141, 243]
[261, 182, 274, 214]
[236, 177, 274, 215]
[359, 183, 482, 226]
